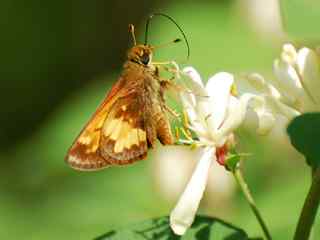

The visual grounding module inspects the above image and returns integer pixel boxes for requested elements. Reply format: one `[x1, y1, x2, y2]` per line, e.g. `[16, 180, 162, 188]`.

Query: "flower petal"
[253, 107, 276, 135]
[182, 67, 211, 134]
[246, 73, 296, 108]
[216, 94, 276, 139]
[246, 73, 267, 92]
[170, 147, 214, 235]
[246, 74, 301, 119]
[264, 95, 300, 119]
[273, 59, 303, 103]
[180, 91, 197, 122]
[183, 67, 207, 97]
[180, 89, 196, 108]
[281, 43, 297, 65]
[296, 47, 320, 110]
[214, 96, 246, 142]
[205, 72, 234, 134]
[180, 90, 209, 139]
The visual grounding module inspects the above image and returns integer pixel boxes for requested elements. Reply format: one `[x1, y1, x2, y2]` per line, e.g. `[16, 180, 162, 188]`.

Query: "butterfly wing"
[99, 91, 148, 165]
[66, 77, 150, 170]
[66, 62, 174, 171]
[65, 78, 128, 171]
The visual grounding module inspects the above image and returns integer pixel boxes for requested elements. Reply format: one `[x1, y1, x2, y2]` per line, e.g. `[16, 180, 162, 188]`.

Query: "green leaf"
[281, 0, 320, 41]
[287, 113, 320, 168]
[95, 215, 260, 240]
[225, 154, 241, 172]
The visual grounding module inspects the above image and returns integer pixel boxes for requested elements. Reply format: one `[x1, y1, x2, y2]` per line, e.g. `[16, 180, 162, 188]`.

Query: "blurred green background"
[1, 0, 319, 239]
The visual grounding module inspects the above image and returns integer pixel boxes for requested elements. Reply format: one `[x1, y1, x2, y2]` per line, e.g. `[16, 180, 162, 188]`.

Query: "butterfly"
[65, 14, 189, 171]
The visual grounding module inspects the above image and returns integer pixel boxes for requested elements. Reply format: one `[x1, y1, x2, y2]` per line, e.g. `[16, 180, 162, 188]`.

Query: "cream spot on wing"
[110, 118, 122, 139]
[68, 155, 90, 165]
[137, 129, 146, 141]
[119, 121, 130, 139]
[103, 117, 147, 153]
[114, 139, 124, 153]
[104, 118, 119, 136]
[68, 155, 79, 163]
[79, 136, 92, 145]
[125, 129, 138, 149]
[121, 105, 127, 111]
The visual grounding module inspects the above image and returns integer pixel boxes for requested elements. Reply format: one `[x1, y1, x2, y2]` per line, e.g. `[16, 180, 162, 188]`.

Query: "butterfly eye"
[140, 52, 150, 65]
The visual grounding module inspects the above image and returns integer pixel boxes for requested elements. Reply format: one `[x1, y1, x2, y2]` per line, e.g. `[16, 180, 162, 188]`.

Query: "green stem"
[233, 167, 272, 240]
[293, 167, 320, 240]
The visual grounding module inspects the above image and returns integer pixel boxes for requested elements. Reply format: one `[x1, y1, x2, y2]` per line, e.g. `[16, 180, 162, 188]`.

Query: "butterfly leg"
[163, 104, 180, 118]
[163, 61, 181, 79]
[153, 61, 181, 80]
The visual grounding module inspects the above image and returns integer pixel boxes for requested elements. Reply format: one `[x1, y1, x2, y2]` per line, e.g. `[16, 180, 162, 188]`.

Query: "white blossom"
[274, 43, 320, 113]
[170, 67, 274, 235]
[247, 43, 320, 121]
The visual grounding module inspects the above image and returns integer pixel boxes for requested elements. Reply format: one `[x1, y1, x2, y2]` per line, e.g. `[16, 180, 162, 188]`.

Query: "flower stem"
[293, 167, 320, 240]
[233, 166, 272, 240]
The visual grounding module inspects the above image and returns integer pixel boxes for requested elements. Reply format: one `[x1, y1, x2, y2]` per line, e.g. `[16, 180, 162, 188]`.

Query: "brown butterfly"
[65, 14, 189, 171]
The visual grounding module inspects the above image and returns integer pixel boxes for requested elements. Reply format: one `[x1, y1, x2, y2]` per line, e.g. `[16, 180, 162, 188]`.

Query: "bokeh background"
[1, 0, 319, 239]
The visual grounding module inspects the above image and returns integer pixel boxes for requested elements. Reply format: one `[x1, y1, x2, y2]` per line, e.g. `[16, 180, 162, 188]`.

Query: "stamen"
[175, 126, 180, 140]
[231, 83, 238, 96]
[180, 127, 193, 141]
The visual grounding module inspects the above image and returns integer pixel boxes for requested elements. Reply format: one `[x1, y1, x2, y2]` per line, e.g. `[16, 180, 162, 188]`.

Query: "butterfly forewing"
[66, 79, 127, 170]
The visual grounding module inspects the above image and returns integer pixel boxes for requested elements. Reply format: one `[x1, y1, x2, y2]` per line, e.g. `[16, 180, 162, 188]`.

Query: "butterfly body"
[66, 44, 174, 171]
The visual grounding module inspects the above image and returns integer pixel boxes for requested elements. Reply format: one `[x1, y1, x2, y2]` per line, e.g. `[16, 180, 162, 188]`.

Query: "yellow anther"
[183, 110, 189, 128]
[231, 83, 238, 96]
[180, 127, 193, 141]
[175, 126, 180, 140]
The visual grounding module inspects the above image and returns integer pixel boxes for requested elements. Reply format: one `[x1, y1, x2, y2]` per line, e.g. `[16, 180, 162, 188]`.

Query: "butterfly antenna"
[128, 24, 137, 46]
[144, 13, 190, 61]
[152, 38, 182, 49]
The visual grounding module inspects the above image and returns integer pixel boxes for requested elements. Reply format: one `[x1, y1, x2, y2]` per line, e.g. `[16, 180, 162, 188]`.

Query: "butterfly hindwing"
[99, 91, 148, 164]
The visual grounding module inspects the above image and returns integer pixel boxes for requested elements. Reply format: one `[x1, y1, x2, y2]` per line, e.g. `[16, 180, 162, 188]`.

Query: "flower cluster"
[246, 43, 320, 121]
[170, 67, 274, 235]
[167, 43, 320, 235]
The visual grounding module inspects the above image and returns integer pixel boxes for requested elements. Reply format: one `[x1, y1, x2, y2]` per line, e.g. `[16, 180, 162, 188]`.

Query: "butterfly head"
[127, 44, 153, 66]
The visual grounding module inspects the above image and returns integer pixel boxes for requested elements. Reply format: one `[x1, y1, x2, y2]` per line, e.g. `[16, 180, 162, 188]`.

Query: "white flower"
[244, 43, 320, 132]
[169, 67, 274, 235]
[274, 43, 320, 113]
[152, 145, 235, 208]
[245, 72, 301, 121]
